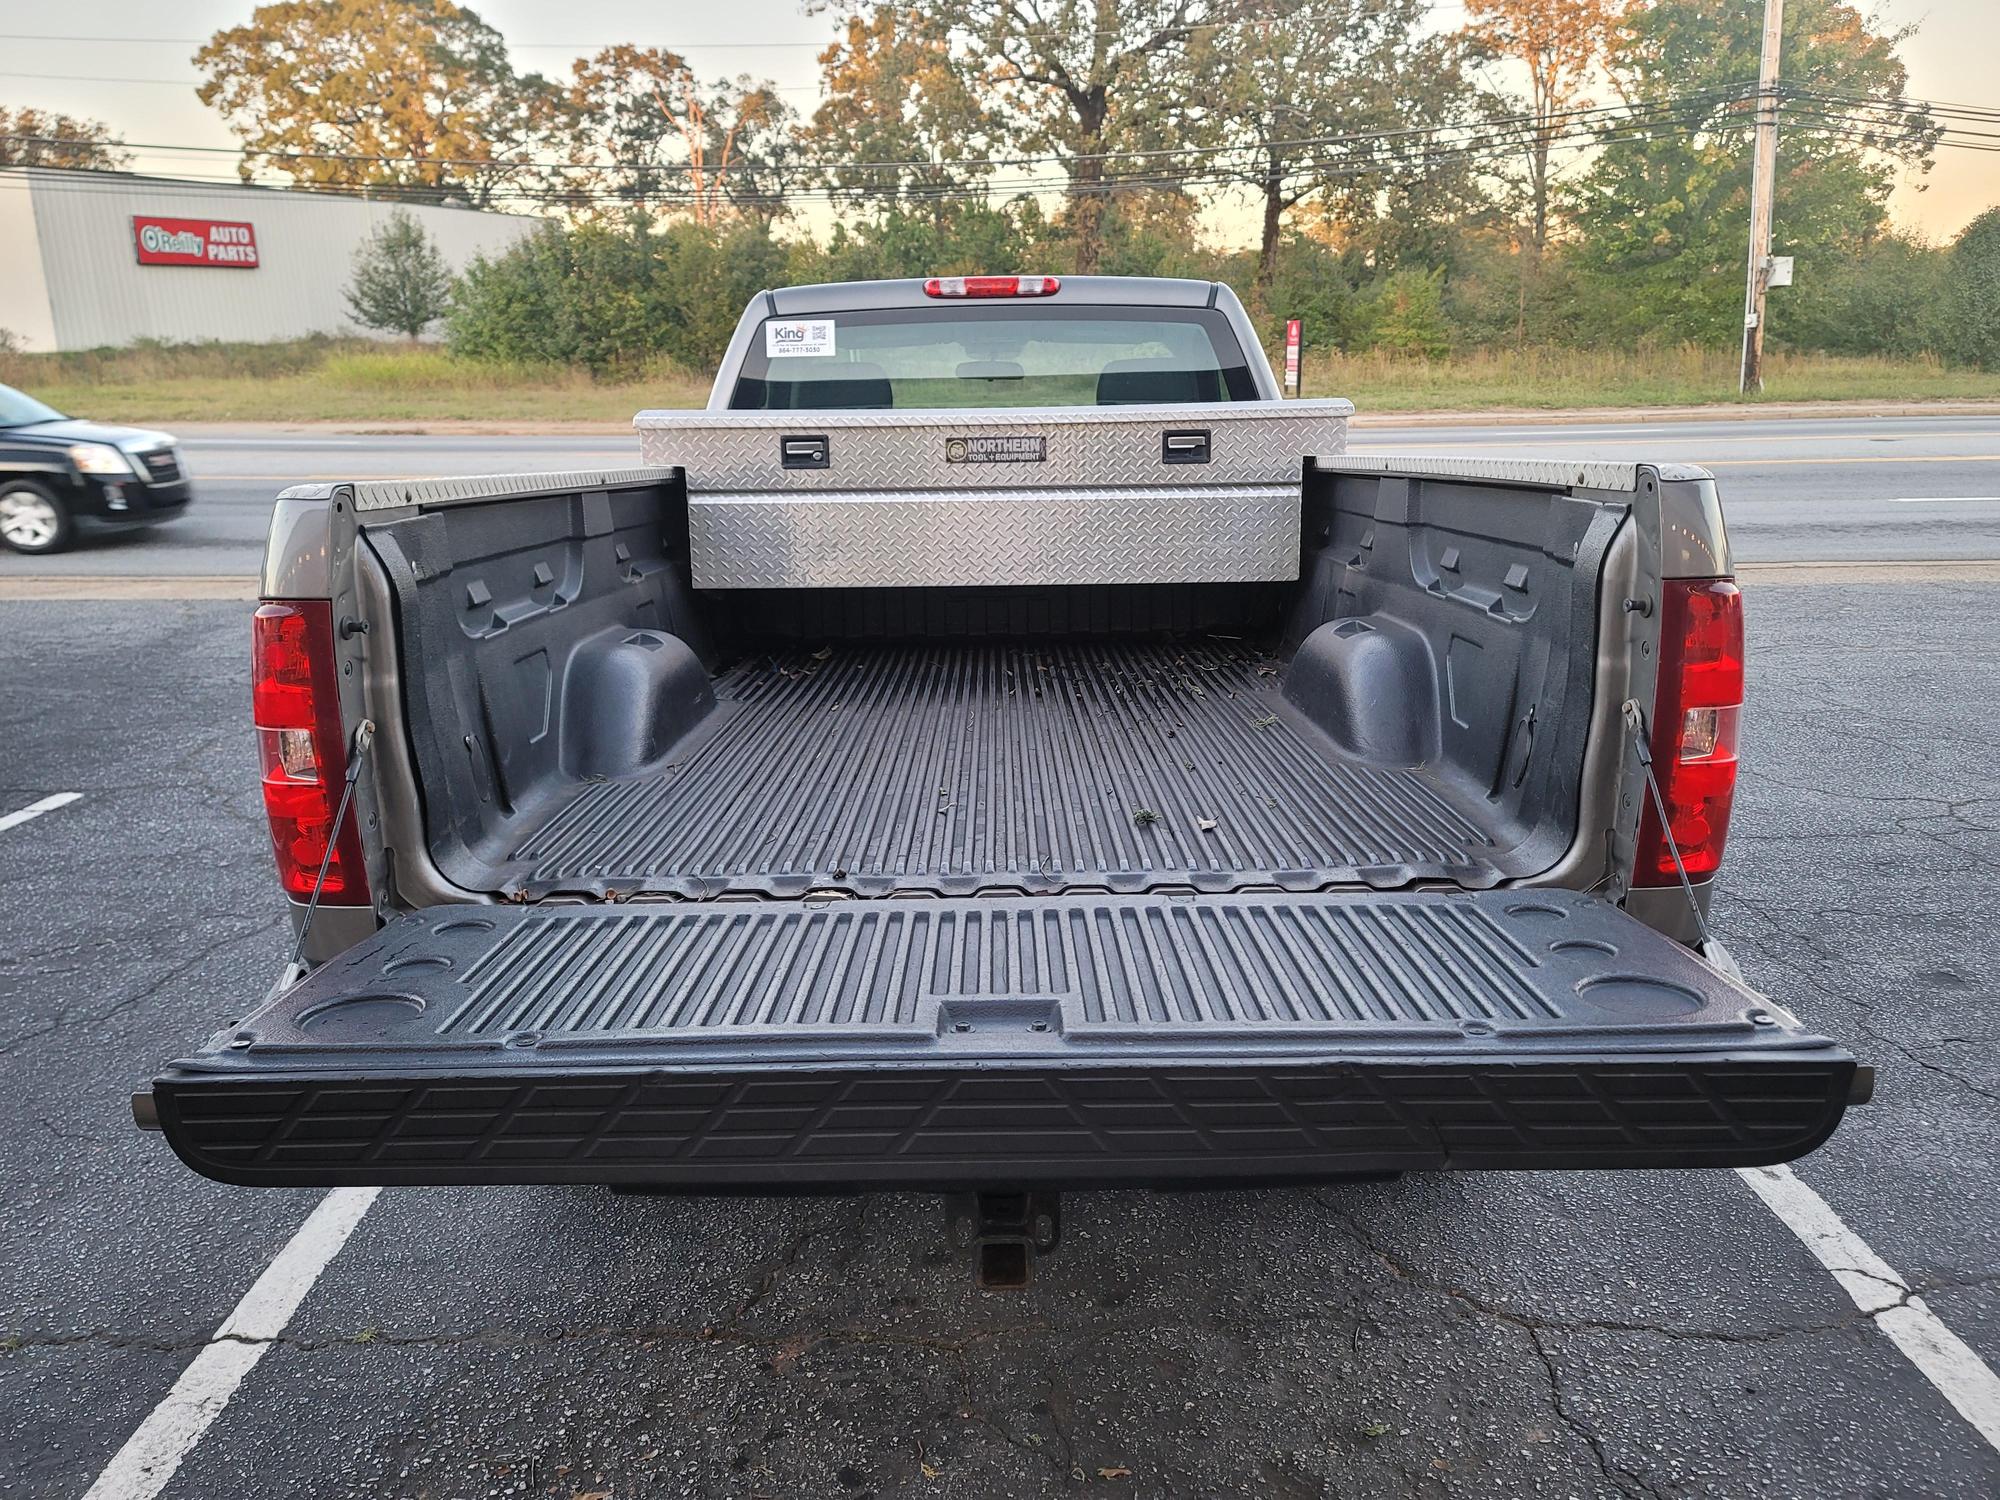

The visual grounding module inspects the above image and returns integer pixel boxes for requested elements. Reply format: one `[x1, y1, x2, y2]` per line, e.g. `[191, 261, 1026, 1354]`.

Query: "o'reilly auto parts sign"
[132, 216, 260, 269]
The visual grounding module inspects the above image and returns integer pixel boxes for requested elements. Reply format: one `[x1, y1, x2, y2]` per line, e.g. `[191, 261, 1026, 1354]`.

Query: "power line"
[6, 89, 1983, 216]
[0, 114, 1752, 209]
[0, 88, 1756, 180]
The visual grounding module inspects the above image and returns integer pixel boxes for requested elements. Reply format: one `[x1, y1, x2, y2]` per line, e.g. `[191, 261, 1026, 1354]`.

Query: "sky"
[3, 0, 1995, 242]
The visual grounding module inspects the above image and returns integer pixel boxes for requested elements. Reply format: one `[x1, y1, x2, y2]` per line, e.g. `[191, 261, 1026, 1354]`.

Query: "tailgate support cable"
[288, 719, 376, 974]
[1620, 700, 1712, 948]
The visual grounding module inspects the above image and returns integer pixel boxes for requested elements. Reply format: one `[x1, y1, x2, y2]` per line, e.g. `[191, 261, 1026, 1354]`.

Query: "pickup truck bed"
[484, 638, 1502, 899]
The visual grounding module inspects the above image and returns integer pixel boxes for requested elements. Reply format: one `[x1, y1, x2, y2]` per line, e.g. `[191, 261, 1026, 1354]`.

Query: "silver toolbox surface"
[688, 484, 1304, 589]
[635, 400, 1350, 491]
[639, 401, 1348, 590]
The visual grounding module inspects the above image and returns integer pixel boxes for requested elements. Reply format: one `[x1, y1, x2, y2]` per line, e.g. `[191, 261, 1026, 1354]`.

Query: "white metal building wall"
[0, 168, 543, 351]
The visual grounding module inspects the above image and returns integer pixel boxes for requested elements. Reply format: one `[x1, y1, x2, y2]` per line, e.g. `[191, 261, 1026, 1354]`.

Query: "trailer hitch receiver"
[946, 1191, 1061, 1289]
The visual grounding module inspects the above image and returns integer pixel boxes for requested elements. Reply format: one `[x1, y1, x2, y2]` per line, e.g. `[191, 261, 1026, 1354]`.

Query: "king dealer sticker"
[765, 319, 837, 358]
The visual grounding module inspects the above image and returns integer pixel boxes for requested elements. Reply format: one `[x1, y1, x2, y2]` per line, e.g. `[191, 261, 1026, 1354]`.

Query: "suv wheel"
[0, 481, 73, 554]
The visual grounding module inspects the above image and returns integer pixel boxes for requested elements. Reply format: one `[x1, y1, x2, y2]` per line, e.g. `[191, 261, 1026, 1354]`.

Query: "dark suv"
[0, 383, 192, 554]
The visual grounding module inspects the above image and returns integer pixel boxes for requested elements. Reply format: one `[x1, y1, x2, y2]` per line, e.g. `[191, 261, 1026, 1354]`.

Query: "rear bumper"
[74, 475, 191, 527]
[150, 1051, 1858, 1190]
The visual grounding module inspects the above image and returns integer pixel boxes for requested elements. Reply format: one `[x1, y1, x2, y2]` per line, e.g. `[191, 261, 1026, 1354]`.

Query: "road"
[2, 410, 1997, 1498]
[1, 412, 1996, 578]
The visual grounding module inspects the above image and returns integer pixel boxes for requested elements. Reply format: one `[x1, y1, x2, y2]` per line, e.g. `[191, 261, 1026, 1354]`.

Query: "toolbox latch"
[781, 434, 830, 470]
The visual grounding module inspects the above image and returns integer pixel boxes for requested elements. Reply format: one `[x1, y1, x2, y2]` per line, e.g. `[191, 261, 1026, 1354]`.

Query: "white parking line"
[80, 1188, 380, 1500]
[0, 791, 82, 833]
[1741, 1165, 2000, 1451]
[1885, 496, 2000, 504]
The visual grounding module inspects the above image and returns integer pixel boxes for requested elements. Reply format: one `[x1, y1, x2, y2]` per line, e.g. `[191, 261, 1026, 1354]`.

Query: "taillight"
[922, 275, 1061, 298]
[252, 600, 368, 904]
[1633, 578, 1743, 886]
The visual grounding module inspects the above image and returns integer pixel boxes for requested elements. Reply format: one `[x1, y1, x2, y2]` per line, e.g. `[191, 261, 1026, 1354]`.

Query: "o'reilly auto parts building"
[0, 167, 542, 352]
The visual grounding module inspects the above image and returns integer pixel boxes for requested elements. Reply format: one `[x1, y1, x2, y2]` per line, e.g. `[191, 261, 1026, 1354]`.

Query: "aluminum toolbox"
[634, 401, 1352, 590]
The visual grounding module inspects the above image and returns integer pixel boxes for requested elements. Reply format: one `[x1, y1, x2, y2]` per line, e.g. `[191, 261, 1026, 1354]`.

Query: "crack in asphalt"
[1307, 1193, 2000, 1348]
[11, 1268, 1996, 1362]
[1714, 925, 2000, 1109]
[0, 912, 287, 1056]
[1525, 1323, 1669, 1500]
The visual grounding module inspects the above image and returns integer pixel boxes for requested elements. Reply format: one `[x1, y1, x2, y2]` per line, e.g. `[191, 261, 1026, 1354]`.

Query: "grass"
[2, 337, 1992, 425]
[0, 338, 709, 424]
[1306, 345, 2000, 411]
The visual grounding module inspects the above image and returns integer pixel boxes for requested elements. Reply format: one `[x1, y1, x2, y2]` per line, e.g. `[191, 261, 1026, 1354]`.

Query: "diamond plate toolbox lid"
[635, 400, 1351, 492]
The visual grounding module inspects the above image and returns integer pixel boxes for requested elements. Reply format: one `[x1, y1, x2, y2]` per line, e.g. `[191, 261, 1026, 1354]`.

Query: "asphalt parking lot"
[2, 415, 1997, 1498]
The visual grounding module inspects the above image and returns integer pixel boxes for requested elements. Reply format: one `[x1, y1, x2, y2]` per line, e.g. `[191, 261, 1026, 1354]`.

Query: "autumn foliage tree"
[1190, 0, 1481, 296]
[879, 0, 1252, 274]
[805, 7, 1001, 213]
[564, 47, 795, 226]
[0, 106, 131, 170]
[193, 0, 564, 205]
[1460, 0, 1617, 263]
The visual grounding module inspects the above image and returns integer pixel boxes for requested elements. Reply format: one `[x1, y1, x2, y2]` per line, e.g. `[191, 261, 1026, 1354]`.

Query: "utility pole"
[1739, 0, 1785, 394]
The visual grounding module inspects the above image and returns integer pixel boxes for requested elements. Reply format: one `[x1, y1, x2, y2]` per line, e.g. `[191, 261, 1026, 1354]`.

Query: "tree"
[445, 218, 807, 372]
[0, 106, 131, 170]
[344, 209, 453, 337]
[1566, 0, 1939, 344]
[1947, 208, 2000, 370]
[1190, 0, 1483, 297]
[1461, 0, 1617, 265]
[193, 0, 566, 206]
[867, 0, 1248, 274]
[1367, 267, 1452, 356]
[803, 7, 1001, 215]
[564, 46, 795, 225]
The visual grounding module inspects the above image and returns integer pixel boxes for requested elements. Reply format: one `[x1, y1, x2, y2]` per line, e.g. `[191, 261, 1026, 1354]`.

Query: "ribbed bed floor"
[490, 641, 1503, 898]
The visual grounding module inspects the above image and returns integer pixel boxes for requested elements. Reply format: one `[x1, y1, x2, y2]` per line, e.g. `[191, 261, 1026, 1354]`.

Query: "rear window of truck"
[729, 305, 1261, 411]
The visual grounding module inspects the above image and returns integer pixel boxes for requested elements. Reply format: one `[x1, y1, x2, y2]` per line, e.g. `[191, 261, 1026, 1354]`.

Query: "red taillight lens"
[1634, 578, 1743, 885]
[252, 600, 368, 903]
[922, 275, 1061, 298]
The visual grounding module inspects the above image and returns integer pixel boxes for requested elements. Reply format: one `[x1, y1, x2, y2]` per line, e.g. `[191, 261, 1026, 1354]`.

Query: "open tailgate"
[147, 890, 1857, 1190]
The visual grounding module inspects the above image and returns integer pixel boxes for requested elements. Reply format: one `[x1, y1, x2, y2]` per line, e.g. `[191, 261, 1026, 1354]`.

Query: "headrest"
[792, 362, 894, 409]
[1096, 359, 1221, 405]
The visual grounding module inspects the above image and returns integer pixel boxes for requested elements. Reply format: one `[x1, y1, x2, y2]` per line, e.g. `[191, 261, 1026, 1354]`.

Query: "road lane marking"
[1740, 1165, 2000, 1452]
[1740, 560, 2000, 585]
[0, 577, 260, 601]
[81, 1187, 381, 1500]
[1886, 496, 2000, 503]
[1366, 430, 2000, 449]
[1684, 455, 2000, 467]
[0, 792, 81, 833]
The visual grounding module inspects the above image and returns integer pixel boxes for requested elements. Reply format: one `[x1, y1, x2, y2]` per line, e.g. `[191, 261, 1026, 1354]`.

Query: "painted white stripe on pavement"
[1885, 496, 2000, 504]
[81, 1187, 381, 1500]
[0, 791, 82, 833]
[1740, 1164, 2000, 1451]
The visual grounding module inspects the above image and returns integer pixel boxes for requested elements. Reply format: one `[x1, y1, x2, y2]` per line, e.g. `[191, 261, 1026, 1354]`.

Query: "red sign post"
[132, 216, 260, 269]
[1283, 318, 1302, 395]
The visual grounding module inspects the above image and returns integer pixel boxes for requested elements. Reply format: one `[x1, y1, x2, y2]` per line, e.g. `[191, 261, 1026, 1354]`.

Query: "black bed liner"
[151, 889, 1857, 1189]
[479, 641, 1506, 900]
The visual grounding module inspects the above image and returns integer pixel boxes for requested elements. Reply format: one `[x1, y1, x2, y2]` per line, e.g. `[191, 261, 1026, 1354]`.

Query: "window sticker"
[764, 319, 837, 358]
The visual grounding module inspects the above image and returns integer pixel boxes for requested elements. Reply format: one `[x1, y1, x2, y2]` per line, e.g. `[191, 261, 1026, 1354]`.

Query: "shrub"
[1947, 208, 2000, 370]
